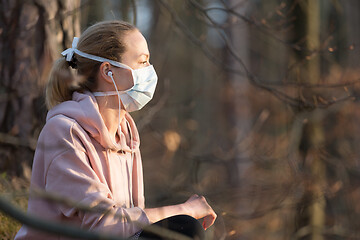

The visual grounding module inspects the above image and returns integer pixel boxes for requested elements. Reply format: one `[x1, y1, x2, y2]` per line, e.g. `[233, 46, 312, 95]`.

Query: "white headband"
[61, 37, 131, 70]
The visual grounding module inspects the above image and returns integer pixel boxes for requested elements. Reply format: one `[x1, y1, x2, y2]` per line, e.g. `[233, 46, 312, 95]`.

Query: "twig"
[1, 187, 192, 240]
[0, 195, 125, 240]
[137, 78, 170, 131]
[0, 132, 37, 150]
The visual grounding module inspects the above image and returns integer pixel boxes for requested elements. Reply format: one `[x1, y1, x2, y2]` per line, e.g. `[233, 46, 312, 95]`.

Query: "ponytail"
[45, 58, 76, 110]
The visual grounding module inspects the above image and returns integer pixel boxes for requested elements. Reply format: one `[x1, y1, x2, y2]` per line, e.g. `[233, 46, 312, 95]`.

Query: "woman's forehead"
[124, 30, 149, 56]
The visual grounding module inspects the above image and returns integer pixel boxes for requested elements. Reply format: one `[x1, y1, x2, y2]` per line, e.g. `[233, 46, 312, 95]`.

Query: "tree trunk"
[0, 0, 80, 176]
[306, 1, 325, 239]
[296, 1, 326, 239]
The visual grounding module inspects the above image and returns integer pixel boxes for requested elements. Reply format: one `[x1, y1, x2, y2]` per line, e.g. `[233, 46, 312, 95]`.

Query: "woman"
[15, 20, 216, 239]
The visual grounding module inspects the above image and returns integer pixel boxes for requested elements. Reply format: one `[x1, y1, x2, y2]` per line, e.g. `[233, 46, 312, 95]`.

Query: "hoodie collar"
[46, 91, 140, 152]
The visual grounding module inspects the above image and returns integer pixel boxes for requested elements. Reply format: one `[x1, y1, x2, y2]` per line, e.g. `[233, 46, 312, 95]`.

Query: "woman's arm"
[144, 194, 217, 230]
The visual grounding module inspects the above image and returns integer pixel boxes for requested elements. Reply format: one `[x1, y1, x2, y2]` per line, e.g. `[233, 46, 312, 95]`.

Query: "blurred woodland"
[1, 0, 360, 239]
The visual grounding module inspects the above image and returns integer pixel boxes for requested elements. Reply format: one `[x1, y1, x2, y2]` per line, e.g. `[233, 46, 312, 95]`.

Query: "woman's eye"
[141, 61, 148, 65]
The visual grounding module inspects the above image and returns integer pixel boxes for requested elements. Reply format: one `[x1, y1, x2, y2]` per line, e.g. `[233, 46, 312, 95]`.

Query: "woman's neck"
[95, 96, 126, 141]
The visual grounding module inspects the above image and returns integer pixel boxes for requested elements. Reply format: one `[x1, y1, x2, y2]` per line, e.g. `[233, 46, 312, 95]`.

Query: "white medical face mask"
[61, 37, 158, 113]
[92, 65, 157, 112]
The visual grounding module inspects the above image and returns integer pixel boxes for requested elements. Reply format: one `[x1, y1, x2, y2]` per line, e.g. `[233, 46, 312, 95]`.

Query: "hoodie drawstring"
[126, 119, 134, 208]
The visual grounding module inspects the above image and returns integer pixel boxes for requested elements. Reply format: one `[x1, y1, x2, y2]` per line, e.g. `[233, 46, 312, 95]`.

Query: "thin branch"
[156, 0, 240, 74]
[0, 132, 37, 150]
[137, 78, 170, 131]
[0, 195, 125, 240]
[1, 187, 192, 240]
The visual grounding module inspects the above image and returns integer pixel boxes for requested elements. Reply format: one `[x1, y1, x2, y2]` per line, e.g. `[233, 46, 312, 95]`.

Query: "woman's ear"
[99, 62, 113, 83]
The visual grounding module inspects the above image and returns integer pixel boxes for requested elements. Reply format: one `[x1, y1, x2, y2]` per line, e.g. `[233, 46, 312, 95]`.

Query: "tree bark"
[0, 0, 80, 175]
[296, 1, 326, 239]
[306, 1, 325, 239]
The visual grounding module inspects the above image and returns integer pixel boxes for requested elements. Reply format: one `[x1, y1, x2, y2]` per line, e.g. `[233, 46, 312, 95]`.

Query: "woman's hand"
[144, 194, 217, 229]
[183, 194, 217, 230]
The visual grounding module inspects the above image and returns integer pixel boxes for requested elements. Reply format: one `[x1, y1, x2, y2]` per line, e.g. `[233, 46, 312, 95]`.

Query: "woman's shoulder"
[38, 114, 88, 153]
[44, 114, 80, 135]
[43, 98, 90, 139]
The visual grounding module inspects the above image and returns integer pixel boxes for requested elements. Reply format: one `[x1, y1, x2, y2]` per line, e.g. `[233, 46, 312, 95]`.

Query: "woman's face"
[111, 30, 150, 91]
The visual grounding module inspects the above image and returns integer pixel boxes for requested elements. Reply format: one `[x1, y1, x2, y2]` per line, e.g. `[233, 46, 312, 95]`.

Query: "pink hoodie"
[15, 91, 149, 239]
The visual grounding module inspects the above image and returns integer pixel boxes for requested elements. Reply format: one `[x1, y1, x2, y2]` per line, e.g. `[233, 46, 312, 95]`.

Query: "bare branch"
[0, 132, 37, 150]
[0, 187, 192, 240]
[0, 195, 125, 240]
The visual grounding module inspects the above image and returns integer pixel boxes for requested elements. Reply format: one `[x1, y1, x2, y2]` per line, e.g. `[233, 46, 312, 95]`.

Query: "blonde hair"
[46, 20, 136, 109]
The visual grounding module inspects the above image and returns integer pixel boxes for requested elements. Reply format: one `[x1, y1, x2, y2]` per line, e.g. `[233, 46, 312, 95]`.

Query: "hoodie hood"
[46, 91, 140, 152]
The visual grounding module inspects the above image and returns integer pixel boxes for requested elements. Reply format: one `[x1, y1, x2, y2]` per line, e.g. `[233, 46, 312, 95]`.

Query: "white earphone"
[107, 71, 113, 77]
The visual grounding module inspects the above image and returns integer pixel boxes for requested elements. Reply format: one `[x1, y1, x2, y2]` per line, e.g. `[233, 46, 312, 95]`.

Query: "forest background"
[1, 0, 360, 239]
